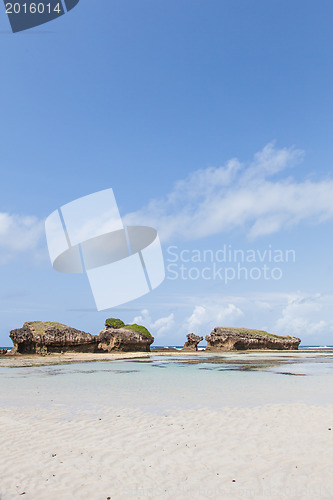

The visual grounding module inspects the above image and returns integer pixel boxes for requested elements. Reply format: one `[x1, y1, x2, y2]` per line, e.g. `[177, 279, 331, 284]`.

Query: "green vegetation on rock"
[124, 324, 152, 338]
[105, 318, 152, 338]
[104, 318, 152, 338]
[30, 321, 66, 333]
[105, 318, 125, 328]
[218, 327, 292, 340]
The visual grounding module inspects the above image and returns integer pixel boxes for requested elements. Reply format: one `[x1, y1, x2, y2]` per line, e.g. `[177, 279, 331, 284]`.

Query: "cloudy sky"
[1, 1, 333, 346]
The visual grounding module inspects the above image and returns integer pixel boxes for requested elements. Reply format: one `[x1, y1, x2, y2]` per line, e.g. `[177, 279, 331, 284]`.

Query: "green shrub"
[125, 324, 152, 338]
[105, 318, 125, 328]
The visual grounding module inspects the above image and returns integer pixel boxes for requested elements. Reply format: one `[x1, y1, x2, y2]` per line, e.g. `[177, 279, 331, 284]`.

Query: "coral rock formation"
[205, 327, 301, 351]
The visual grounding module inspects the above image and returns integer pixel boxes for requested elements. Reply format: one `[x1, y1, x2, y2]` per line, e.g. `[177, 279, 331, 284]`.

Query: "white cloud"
[132, 309, 175, 338]
[130, 292, 333, 345]
[132, 303, 243, 343]
[0, 212, 44, 263]
[124, 142, 333, 241]
[274, 293, 333, 338]
[185, 302, 244, 335]
[181, 291, 333, 341]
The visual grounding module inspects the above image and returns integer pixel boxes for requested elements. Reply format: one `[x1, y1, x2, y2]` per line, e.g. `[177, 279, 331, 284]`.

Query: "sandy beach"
[0, 351, 152, 368]
[1, 352, 333, 499]
[1, 403, 333, 499]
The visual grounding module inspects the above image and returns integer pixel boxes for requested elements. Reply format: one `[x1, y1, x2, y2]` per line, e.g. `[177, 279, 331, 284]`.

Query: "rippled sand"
[1, 404, 333, 499]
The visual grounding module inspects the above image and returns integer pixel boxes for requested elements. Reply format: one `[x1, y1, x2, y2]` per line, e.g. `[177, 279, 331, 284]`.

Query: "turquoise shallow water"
[1, 352, 333, 415]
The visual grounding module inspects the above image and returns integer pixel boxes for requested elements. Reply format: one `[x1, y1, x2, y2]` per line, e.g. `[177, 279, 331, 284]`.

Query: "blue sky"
[1, 0, 333, 346]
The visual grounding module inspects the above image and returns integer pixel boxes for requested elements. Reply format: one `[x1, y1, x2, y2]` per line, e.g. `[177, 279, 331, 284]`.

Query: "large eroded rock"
[182, 333, 203, 351]
[9, 319, 155, 355]
[10, 321, 99, 355]
[97, 325, 154, 352]
[205, 327, 301, 351]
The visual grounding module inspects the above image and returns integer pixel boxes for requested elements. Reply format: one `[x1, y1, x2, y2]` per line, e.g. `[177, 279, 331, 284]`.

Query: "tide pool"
[1, 352, 333, 416]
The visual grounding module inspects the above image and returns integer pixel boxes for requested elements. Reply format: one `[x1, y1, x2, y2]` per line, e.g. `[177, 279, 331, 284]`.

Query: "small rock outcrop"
[182, 333, 203, 351]
[10, 321, 99, 355]
[97, 319, 154, 352]
[205, 327, 301, 351]
[0, 348, 7, 355]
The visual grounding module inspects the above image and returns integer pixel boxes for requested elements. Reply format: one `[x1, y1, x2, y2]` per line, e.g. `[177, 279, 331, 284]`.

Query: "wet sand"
[0, 347, 332, 368]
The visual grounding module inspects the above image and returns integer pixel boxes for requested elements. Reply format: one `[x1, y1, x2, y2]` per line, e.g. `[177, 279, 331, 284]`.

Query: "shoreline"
[1, 347, 333, 368]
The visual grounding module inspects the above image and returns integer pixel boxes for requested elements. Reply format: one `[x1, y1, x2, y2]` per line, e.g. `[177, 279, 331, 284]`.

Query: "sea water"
[1, 351, 333, 416]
